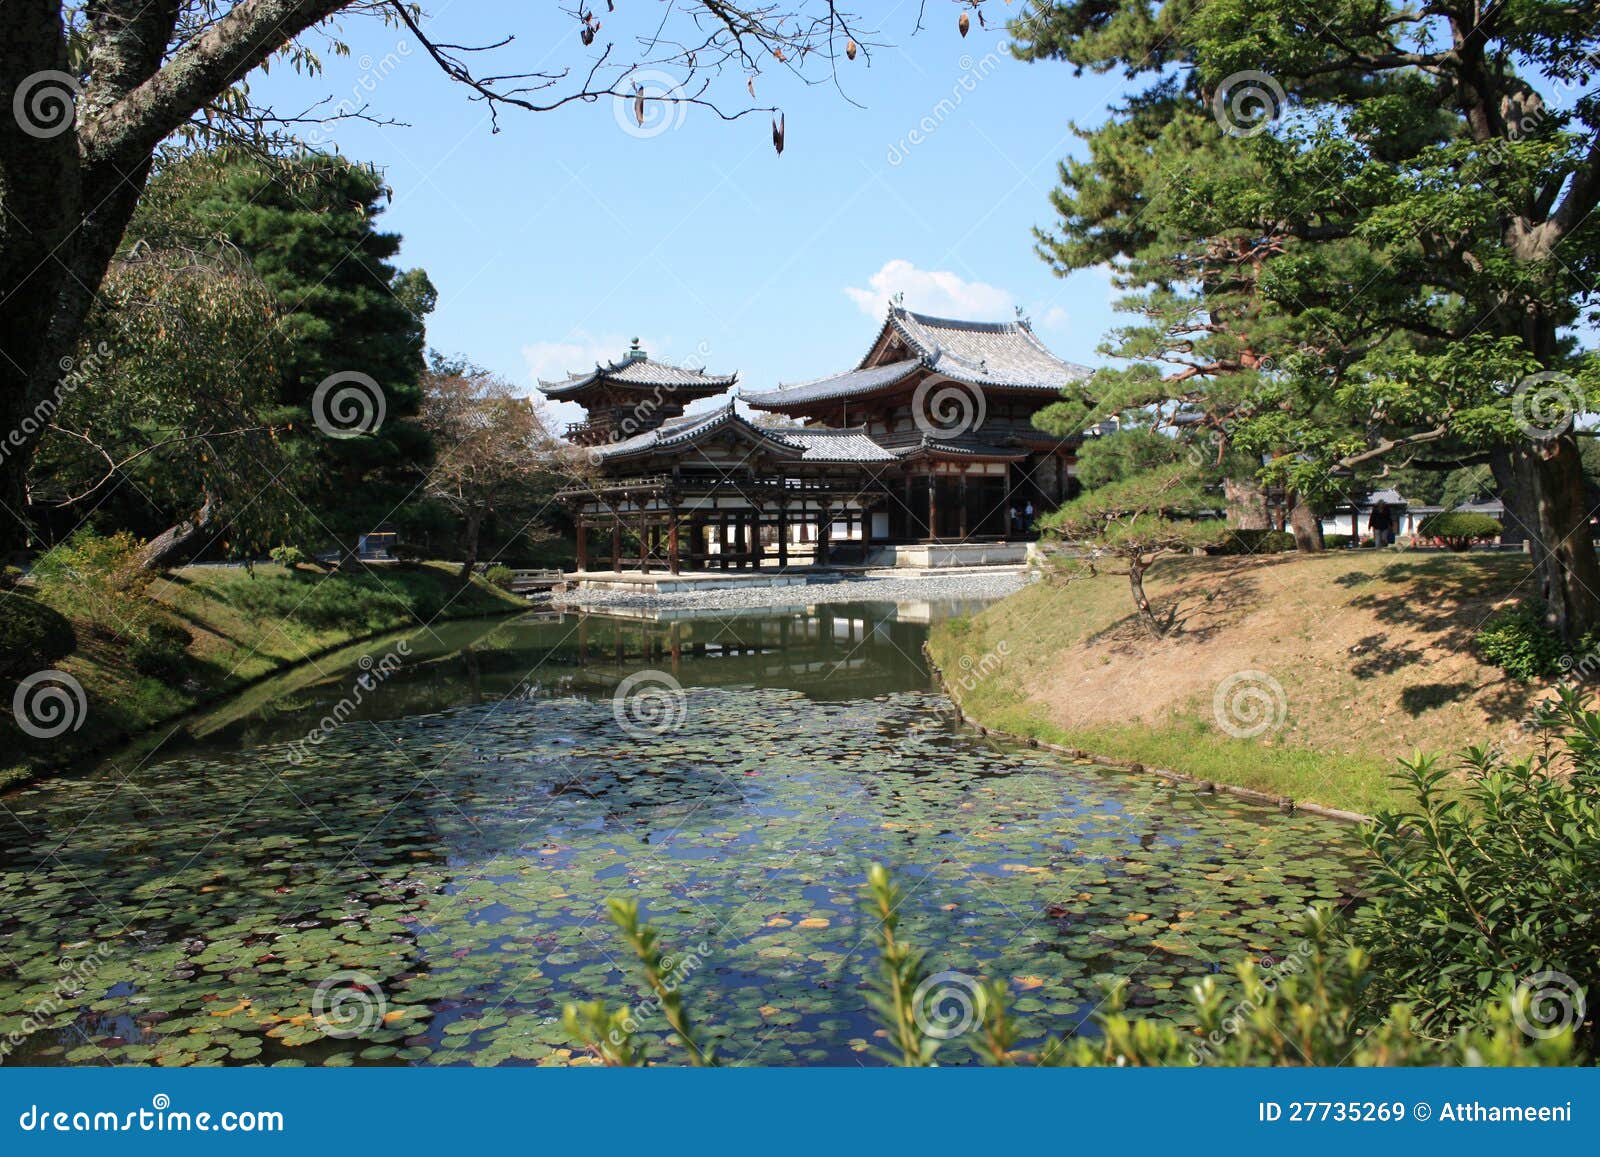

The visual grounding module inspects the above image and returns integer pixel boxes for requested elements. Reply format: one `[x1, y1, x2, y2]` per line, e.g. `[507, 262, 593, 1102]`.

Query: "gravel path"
[553, 569, 1030, 613]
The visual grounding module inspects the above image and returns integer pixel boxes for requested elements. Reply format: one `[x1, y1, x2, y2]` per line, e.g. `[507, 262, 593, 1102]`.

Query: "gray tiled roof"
[884, 307, 1094, 390]
[590, 405, 898, 464]
[590, 403, 801, 461]
[777, 427, 897, 463]
[540, 355, 736, 398]
[742, 359, 921, 408]
[743, 306, 1092, 410]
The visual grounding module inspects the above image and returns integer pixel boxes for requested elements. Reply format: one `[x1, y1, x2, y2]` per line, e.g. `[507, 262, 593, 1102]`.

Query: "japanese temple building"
[545, 305, 1093, 574]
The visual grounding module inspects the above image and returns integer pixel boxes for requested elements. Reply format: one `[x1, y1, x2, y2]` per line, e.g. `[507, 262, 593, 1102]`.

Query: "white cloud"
[521, 332, 637, 386]
[843, 259, 1015, 321]
[1040, 306, 1071, 330]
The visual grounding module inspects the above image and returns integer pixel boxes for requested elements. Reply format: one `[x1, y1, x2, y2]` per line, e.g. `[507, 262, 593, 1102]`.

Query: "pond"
[0, 602, 1363, 1066]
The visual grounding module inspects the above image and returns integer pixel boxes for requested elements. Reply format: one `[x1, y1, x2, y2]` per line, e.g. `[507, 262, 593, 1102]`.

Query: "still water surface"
[0, 603, 1362, 1065]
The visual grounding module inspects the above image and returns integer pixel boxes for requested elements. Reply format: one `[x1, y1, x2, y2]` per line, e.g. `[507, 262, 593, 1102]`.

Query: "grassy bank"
[928, 550, 1548, 817]
[0, 562, 525, 787]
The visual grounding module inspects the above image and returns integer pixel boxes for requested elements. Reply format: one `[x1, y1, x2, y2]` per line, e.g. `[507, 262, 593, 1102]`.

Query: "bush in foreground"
[1418, 511, 1503, 551]
[1475, 601, 1565, 682]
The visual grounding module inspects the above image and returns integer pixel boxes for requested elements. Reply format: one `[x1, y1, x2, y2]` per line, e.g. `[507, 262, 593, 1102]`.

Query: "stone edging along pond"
[921, 642, 1375, 827]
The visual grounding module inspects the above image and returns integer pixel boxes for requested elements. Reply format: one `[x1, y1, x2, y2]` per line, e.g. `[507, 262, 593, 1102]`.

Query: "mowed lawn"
[929, 549, 1553, 817]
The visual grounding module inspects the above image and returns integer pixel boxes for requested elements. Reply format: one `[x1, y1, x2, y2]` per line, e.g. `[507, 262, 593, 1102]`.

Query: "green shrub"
[128, 619, 194, 679]
[268, 545, 305, 568]
[1351, 685, 1600, 1054]
[483, 564, 515, 591]
[30, 528, 152, 635]
[566, 867, 1577, 1067]
[1418, 511, 1503, 550]
[1208, 528, 1297, 556]
[1323, 533, 1353, 549]
[1475, 601, 1565, 681]
[0, 594, 76, 676]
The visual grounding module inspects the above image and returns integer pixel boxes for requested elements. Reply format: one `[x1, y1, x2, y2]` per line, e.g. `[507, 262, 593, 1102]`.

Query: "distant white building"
[1320, 489, 1506, 543]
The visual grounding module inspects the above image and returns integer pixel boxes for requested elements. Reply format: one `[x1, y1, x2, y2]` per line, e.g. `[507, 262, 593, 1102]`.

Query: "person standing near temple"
[1368, 500, 1395, 548]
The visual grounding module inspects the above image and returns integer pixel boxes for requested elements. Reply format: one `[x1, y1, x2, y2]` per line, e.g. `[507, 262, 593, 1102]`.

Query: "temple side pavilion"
[546, 306, 1093, 575]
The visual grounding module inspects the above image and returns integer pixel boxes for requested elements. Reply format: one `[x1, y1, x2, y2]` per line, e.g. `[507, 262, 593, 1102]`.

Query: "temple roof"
[539, 340, 737, 399]
[741, 359, 921, 409]
[743, 305, 1092, 410]
[590, 403, 898, 464]
[876, 307, 1093, 389]
[777, 427, 898, 463]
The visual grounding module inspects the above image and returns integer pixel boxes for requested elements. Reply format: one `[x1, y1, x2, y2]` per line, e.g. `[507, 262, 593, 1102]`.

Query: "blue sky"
[253, 3, 1128, 426]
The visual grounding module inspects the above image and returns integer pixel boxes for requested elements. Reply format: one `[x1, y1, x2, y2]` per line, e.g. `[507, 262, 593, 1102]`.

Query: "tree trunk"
[1223, 476, 1271, 530]
[137, 493, 216, 570]
[1288, 491, 1325, 552]
[457, 509, 485, 581]
[1493, 436, 1600, 640]
[1129, 558, 1162, 637]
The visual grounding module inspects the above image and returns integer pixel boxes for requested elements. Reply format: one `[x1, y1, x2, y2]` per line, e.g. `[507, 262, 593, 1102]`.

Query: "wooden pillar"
[611, 519, 621, 572]
[639, 511, 650, 574]
[904, 475, 914, 539]
[958, 471, 969, 540]
[668, 512, 681, 575]
[575, 514, 588, 571]
[778, 502, 789, 569]
[751, 509, 763, 571]
[927, 474, 939, 542]
[817, 503, 832, 567]
[1004, 476, 1015, 540]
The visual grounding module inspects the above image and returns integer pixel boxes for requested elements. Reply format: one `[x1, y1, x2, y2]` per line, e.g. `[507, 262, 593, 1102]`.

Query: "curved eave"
[742, 359, 924, 412]
[539, 372, 738, 400]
